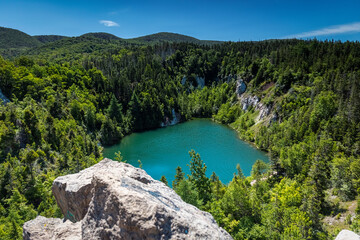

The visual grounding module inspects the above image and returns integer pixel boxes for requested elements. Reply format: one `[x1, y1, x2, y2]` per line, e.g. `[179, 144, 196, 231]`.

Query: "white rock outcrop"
[239, 94, 274, 123]
[23, 158, 232, 240]
[335, 230, 360, 240]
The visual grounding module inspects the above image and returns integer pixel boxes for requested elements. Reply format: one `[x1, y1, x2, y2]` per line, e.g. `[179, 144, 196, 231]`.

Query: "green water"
[103, 119, 269, 185]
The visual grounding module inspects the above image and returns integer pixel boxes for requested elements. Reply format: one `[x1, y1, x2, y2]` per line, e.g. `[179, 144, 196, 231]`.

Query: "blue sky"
[0, 0, 360, 41]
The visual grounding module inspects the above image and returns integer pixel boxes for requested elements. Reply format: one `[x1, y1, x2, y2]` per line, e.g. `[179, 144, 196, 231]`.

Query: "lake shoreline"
[103, 119, 269, 184]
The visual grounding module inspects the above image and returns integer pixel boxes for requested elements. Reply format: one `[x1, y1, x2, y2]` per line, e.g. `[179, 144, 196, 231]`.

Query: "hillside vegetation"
[0, 27, 220, 59]
[131, 31, 221, 44]
[0, 27, 41, 49]
[0, 27, 360, 239]
[33, 35, 69, 43]
[0, 27, 42, 58]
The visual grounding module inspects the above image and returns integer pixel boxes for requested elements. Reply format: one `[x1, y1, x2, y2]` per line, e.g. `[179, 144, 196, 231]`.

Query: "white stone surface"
[335, 230, 360, 240]
[24, 158, 233, 240]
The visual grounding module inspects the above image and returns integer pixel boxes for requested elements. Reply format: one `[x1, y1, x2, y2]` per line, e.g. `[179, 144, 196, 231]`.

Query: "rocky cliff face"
[236, 78, 246, 96]
[234, 77, 276, 124]
[161, 109, 181, 127]
[239, 94, 274, 123]
[181, 75, 205, 88]
[23, 158, 232, 240]
[0, 89, 10, 104]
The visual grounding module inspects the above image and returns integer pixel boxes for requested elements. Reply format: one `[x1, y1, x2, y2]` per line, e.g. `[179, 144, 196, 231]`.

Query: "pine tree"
[173, 166, 185, 189]
[107, 95, 123, 123]
[129, 92, 142, 131]
[188, 150, 211, 204]
[160, 175, 168, 186]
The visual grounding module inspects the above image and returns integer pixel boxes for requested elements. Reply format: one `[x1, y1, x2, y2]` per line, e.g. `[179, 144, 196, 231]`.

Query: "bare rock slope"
[23, 158, 232, 240]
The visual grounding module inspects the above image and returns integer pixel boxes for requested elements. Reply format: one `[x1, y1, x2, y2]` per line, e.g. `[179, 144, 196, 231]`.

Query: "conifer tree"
[188, 150, 211, 204]
[173, 166, 185, 189]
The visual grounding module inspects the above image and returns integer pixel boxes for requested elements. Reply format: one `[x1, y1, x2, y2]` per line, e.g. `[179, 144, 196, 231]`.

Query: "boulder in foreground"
[334, 230, 360, 240]
[23, 158, 232, 240]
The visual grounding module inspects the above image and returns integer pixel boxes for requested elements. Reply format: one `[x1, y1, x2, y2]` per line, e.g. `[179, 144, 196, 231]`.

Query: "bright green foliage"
[175, 179, 202, 208]
[309, 91, 337, 131]
[261, 179, 313, 239]
[188, 150, 211, 204]
[137, 159, 143, 169]
[235, 164, 245, 179]
[114, 151, 126, 163]
[331, 155, 358, 200]
[213, 102, 241, 124]
[222, 178, 252, 220]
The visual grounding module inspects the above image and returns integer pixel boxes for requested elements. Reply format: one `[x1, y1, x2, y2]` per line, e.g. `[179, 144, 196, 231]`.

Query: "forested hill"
[131, 32, 221, 45]
[80, 32, 122, 41]
[132, 32, 200, 42]
[0, 27, 42, 58]
[0, 27, 360, 239]
[0, 27, 221, 59]
[0, 27, 41, 49]
[33, 35, 69, 43]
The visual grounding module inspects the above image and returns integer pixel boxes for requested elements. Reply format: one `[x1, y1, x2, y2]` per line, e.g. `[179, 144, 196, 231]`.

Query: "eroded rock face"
[24, 158, 232, 240]
[161, 108, 181, 127]
[239, 94, 274, 123]
[236, 78, 247, 96]
[335, 230, 360, 240]
[52, 168, 95, 222]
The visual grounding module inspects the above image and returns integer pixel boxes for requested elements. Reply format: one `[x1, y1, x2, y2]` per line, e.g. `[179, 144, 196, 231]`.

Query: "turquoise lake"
[103, 119, 269, 185]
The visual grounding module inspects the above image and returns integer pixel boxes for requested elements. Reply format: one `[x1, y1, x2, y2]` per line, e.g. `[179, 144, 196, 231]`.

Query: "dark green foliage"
[160, 175, 168, 186]
[100, 116, 123, 145]
[131, 32, 221, 45]
[0, 27, 41, 49]
[33, 35, 69, 43]
[80, 32, 121, 41]
[107, 95, 123, 123]
[172, 166, 185, 189]
[133, 32, 199, 43]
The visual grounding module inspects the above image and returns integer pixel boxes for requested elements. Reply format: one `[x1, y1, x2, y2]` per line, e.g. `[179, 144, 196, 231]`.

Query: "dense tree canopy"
[0, 37, 360, 239]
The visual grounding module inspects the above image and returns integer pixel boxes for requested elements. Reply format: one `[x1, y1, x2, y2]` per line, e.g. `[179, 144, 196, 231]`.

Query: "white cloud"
[285, 22, 360, 39]
[99, 20, 119, 27]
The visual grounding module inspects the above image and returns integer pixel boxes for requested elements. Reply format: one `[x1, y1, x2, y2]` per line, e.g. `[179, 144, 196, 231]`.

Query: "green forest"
[0, 28, 360, 239]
